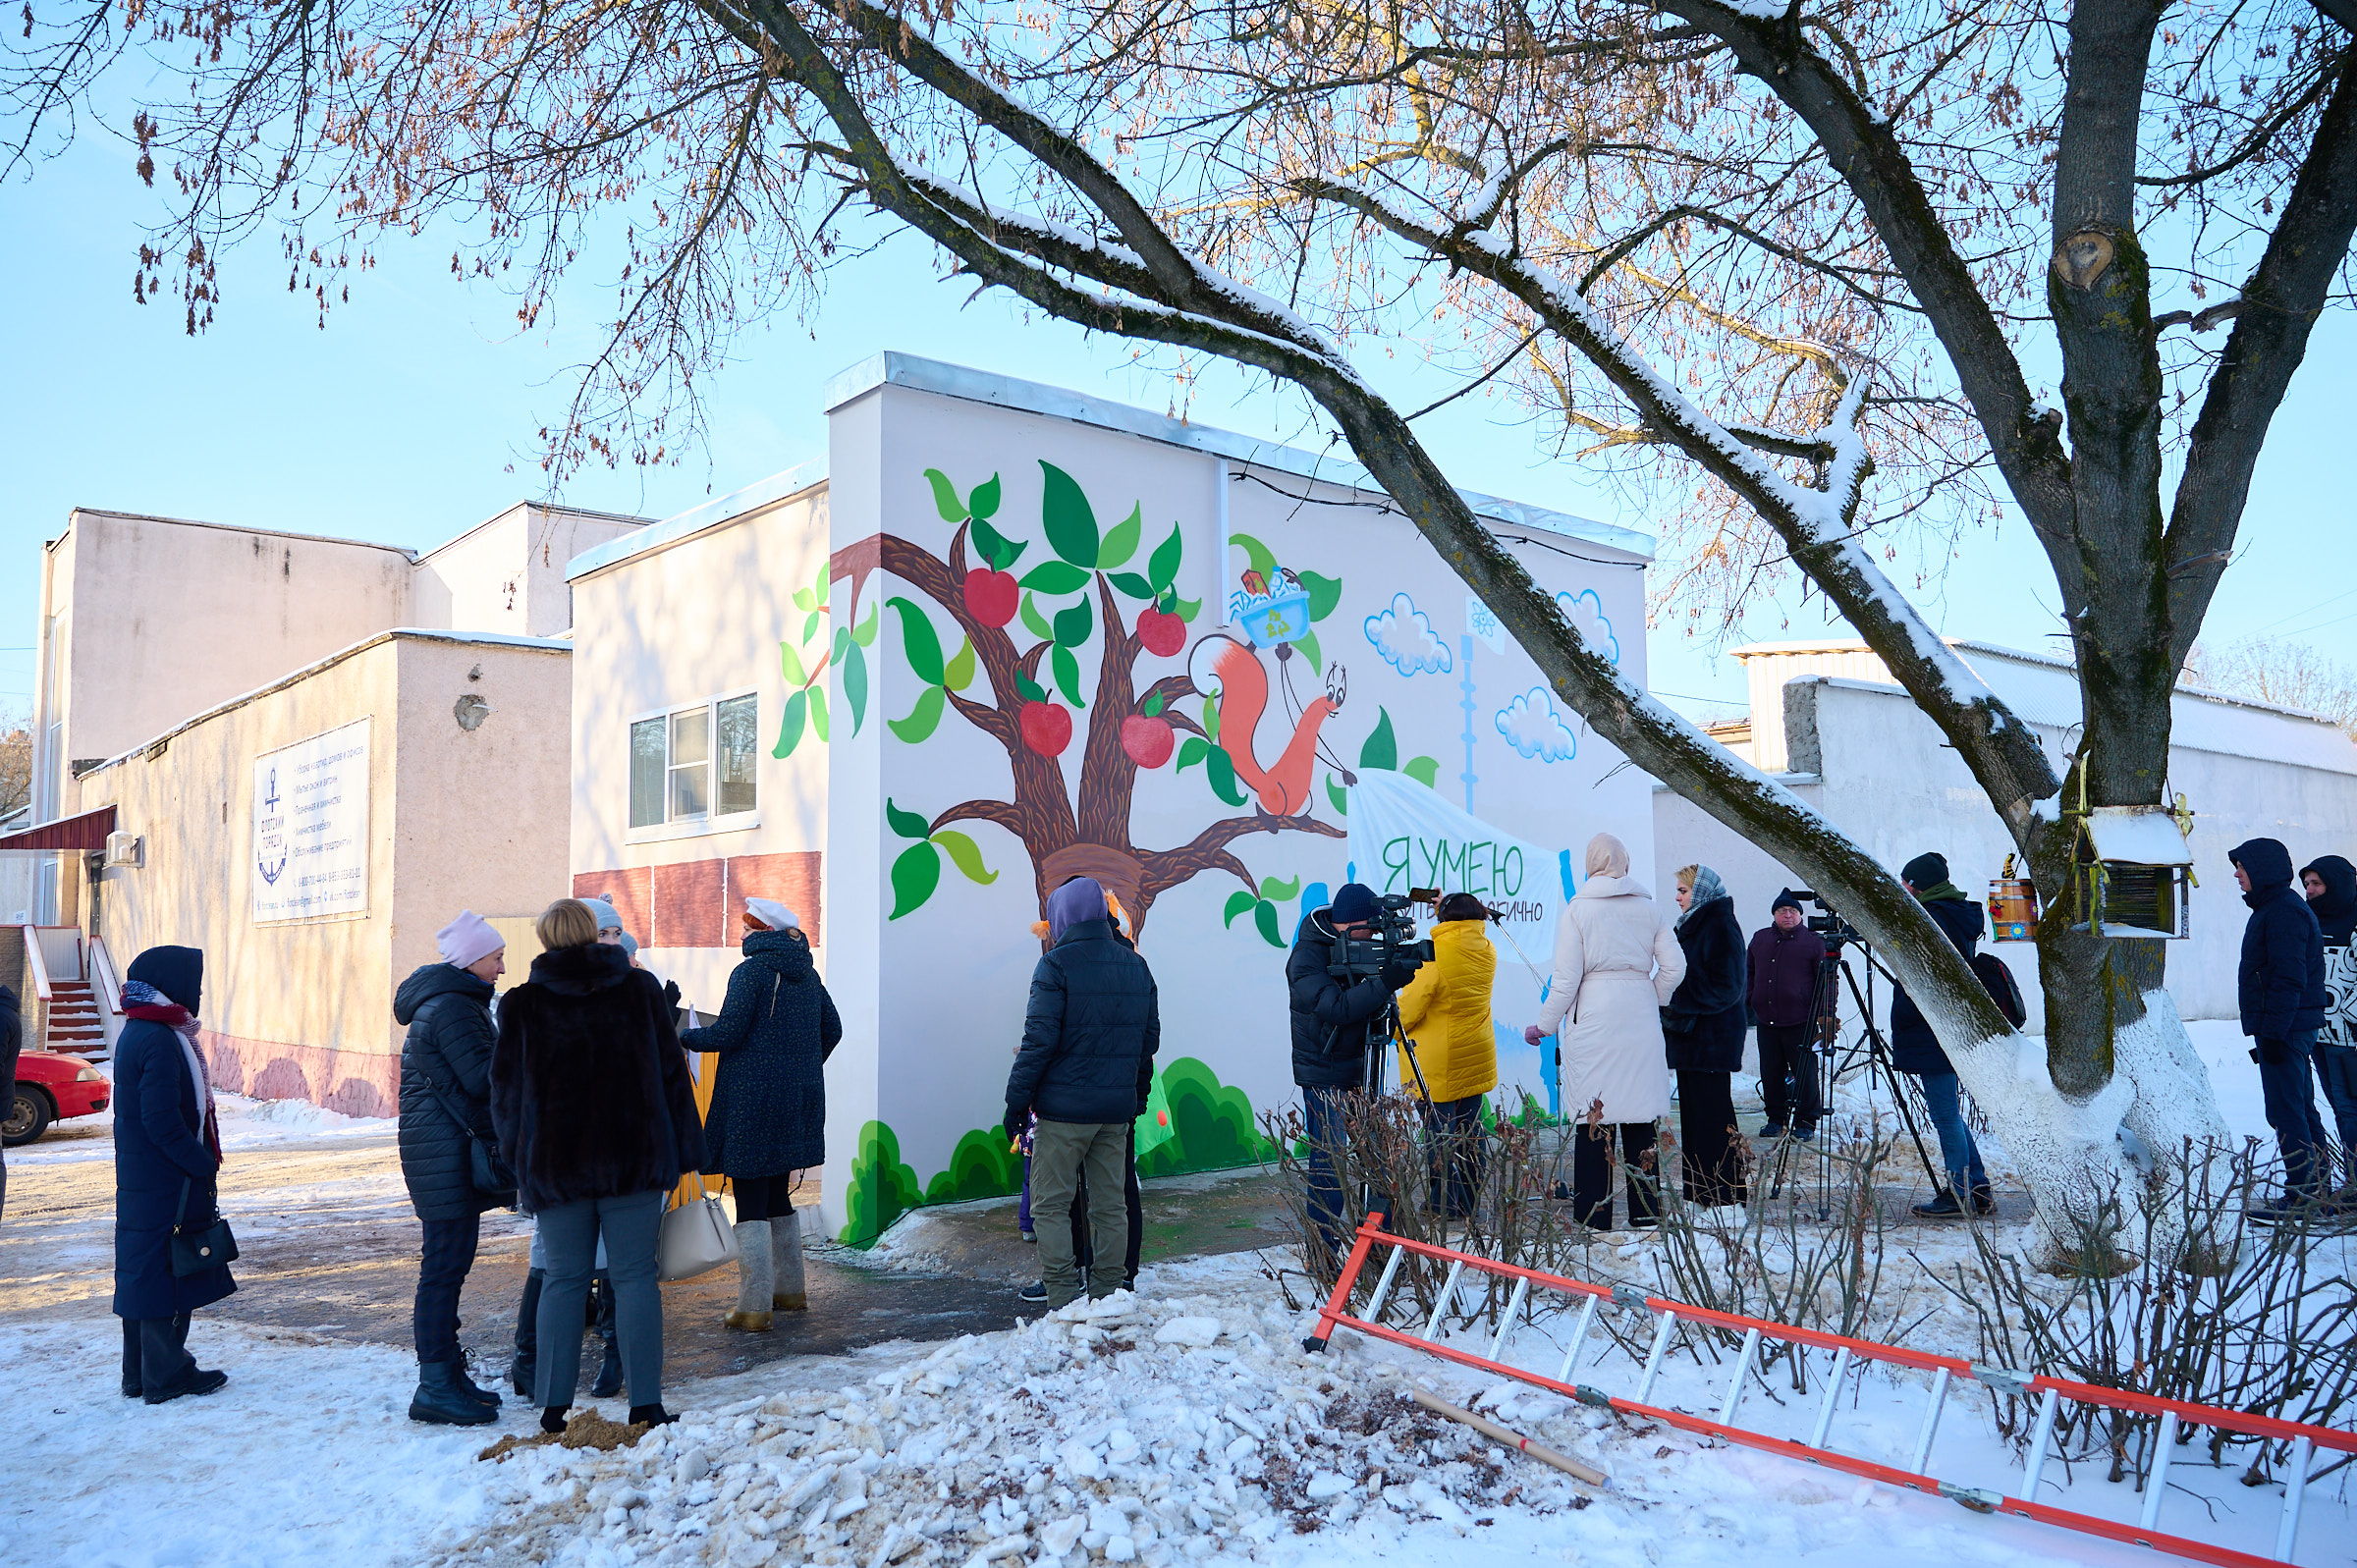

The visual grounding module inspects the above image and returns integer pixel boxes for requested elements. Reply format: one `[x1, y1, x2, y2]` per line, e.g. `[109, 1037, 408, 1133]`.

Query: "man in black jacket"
[1287, 883, 1420, 1258]
[1005, 878, 1159, 1307]
[2233, 838, 2330, 1219]
[1888, 852, 1992, 1218]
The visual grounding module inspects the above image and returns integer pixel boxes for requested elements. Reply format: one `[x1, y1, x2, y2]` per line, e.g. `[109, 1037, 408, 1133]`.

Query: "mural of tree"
[823, 462, 1349, 931]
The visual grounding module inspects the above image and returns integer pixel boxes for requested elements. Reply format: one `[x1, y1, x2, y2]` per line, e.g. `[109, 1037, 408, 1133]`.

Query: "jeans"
[2258, 1030, 2330, 1197]
[1915, 1072, 1988, 1194]
[1029, 1120, 1129, 1307]
[535, 1188, 665, 1409]
[1755, 1023, 1821, 1129]
[1570, 1120, 1660, 1230]
[2314, 1046, 2357, 1190]
[1422, 1095, 1487, 1219]
[413, 1214, 482, 1364]
[1302, 1085, 1351, 1257]
[1069, 1123, 1142, 1285]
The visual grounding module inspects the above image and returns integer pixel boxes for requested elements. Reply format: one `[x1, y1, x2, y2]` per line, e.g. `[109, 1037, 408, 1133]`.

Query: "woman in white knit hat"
[681, 898, 840, 1329]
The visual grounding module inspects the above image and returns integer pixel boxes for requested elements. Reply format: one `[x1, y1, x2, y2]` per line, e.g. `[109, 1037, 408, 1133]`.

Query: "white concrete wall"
[413, 504, 647, 638]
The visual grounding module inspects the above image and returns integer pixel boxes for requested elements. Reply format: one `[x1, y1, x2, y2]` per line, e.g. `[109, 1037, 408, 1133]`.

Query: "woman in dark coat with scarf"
[681, 897, 841, 1332]
[113, 946, 233, 1404]
[493, 898, 706, 1432]
[1665, 867, 1748, 1209]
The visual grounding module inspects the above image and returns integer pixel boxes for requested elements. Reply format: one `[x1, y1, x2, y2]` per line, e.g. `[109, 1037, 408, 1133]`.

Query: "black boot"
[629, 1403, 678, 1427]
[410, 1356, 498, 1426]
[452, 1351, 503, 1410]
[120, 1320, 143, 1398]
[541, 1404, 571, 1434]
[511, 1268, 543, 1397]
[590, 1272, 624, 1398]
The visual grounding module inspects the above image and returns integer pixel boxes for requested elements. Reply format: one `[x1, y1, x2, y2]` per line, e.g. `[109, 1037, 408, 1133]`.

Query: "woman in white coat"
[1523, 833, 1687, 1229]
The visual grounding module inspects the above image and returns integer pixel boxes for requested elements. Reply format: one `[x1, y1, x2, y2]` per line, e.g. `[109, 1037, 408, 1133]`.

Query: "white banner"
[1345, 769, 1565, 938]
[252, 718, 371, 922]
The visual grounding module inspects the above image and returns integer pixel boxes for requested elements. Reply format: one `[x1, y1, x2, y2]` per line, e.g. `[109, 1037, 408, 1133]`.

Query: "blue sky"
[3, 124, 2351, 725]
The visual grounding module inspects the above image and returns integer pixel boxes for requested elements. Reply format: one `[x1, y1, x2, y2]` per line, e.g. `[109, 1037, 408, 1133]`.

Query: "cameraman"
[1288, 883, 1422, 1258]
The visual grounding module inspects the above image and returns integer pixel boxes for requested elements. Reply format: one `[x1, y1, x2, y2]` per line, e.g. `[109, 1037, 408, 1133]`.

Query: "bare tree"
[0, 705, 30, 820]
[10, 0, 2354, 1250]
[2191, 636, 2357, 736]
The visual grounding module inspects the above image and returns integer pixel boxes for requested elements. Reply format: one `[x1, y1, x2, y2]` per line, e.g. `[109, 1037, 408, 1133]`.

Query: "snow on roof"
[566, 460, 828, 581]
[2083, 807, 2196, 866]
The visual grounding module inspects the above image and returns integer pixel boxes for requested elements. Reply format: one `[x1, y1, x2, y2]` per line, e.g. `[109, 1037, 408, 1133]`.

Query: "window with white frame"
[630, 692, 758, 829]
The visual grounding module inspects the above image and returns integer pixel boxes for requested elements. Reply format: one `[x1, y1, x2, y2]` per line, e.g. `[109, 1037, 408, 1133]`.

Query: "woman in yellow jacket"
[1395, 893, 1500, 1219]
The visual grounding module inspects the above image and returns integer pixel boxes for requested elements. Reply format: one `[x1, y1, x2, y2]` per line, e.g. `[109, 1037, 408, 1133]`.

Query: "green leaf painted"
[1108, 571, 1153, 600]
[812, 561, 831, 602]
[1403, 755, 1441, 789]
[792, 584, 815, 613]
[779, 639, 808, 688]
[1230, 531, 1278, 586]
[832, 625, 852, 667]
[1097, 504, 1142, 570]
[887, 596, 946, 686]
[923, 468, 969, 523]
[773, 688, 807, 759]
[853, 602, 879, 647]
[1019, 591, 1056, 643]
[1143, 687, 1165, 718]
[809, 684, 830, 742]
[942, 636, 975, 692]
[845, 642, 869, 734]
[1204, 744, 1248, 807]
[889, 841, 942, 919]
[970, 472, 1003, 520]
[1017, 673, 1049, 705]
[1259, 874, 1302, 902]
[1360, 707, 1398, 772]
[1148, 521, 1183, 593]
[1326, 775, 1349, 817]
[1295, 629, 1322, 681]
[1222, 890, 1259, 929]
[1019, 560, 1091, 597]
[1051, 644, 1088, 709]
[1174, 594, 1202, 623]
[1176, 734, 1211, 773]
[1201, 695, 1220, 743]
[1298, 569, 1343, 622]
[802, 609, 824, 646]
[970, 513, 1025, 573]
[1053, 595, 1093, 648]
[888, 683, 947, 744]
[1039, 461, 1101, 568]
[1253, 900, 1283, 948]
[930, 829, 999, 886]
[884, 796, 932, 839]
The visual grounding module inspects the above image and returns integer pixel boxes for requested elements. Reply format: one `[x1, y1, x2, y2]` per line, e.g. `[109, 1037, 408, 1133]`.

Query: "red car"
[6, 1051, 112, 1145]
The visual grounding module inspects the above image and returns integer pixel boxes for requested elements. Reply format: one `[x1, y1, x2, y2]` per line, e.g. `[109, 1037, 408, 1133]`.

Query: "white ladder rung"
[1420, 1260, 1466, 1342]
[2276, 1433, 2313, 1562]
[1362, 1244, 1406, 1321]
[2139, 1409, 2179, 1535]
[1718, 1327, 1762, 1428]
[1807, 1346, 1852, 1449]
[1635, 1311, 1677, 1405]
[2018, 1386, 2061, 1501]
[1556, 1295, 1601, 1383]
[1909, 1368, 1951, 1475]
[1487, 1276, 1531, 1364]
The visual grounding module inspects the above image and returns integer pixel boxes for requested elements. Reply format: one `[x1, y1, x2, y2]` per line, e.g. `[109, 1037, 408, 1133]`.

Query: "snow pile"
[215, 1090, 391, 1143]
[442, 1289, 1596, 1567]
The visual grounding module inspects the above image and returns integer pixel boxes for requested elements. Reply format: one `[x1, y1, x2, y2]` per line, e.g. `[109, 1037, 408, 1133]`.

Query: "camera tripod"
[1764, 936, 1946, 1219]
[1343, 995, 1446, 1225]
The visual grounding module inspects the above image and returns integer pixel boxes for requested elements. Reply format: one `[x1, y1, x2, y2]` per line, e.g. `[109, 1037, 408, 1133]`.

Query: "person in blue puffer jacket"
[2233, 838, 2330, 1220]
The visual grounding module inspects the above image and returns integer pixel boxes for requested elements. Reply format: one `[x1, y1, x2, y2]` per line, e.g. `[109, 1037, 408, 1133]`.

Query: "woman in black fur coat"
[1664, 866, 1750, 1210]
[492, 898, 706, 1431]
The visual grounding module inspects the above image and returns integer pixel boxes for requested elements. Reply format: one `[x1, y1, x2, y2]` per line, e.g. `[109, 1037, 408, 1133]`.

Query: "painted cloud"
[1363, 591, 1453, 676]
[1556, 588, 1621, 665]
[1496, 687, 1578, 763]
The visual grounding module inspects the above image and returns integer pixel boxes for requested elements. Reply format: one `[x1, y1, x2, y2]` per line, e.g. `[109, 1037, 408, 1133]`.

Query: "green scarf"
[1914, 880, 1969, 904]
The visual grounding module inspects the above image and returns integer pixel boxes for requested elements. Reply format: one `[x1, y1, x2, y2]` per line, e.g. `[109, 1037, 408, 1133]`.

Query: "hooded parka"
[1394, 919, 1500, 1103]
[681, 929, 843, 1178]
[395, 962, 505, 1222]
[1530, 876, 1686, 1121]
[112, 946, 235, 1320]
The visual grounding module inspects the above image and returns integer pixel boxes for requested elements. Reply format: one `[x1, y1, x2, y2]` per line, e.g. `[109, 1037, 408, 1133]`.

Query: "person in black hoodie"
[1287, 882, 1421, 1259]
[492, 897, 707, 1430]
[1003, 878, 1159, 1309]
[2302, 854, 2357, 1194]
[1888, 852, 1992, 1219]
[1665, 866, 1748, 1208]
[395, 911, 513, 1426]
[2235, 838, 2330, 1218]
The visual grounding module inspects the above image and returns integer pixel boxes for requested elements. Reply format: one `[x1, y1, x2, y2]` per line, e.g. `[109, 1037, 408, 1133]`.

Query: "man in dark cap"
[1889, 851, 1992, 1218]
[2233, 838, 2329, 1220]
[1747, 889, 1827, 1139]
[1287, 882, 1422, 1259]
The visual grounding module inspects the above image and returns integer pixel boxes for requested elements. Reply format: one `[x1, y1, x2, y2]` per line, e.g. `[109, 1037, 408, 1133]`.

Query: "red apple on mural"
[1122, 713, 1175, 768]
[1020, 701, 1073, 756]
[1135, 606, 1185, 657]
[963, 567, 1019, 628]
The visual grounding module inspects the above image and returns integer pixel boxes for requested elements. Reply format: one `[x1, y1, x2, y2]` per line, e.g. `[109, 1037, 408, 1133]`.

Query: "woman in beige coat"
[1524, 833, 1687, 1229]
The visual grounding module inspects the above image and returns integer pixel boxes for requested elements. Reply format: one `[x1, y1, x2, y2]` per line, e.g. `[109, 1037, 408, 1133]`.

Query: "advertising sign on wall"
[252, 718, 371, 922]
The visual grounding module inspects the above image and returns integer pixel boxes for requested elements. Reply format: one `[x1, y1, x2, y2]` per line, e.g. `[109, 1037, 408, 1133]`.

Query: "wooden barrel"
[1988, 879, 2039, 942]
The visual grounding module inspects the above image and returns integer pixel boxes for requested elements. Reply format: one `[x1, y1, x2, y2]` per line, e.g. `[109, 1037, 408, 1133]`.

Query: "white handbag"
[658, 1175, 740, 1281]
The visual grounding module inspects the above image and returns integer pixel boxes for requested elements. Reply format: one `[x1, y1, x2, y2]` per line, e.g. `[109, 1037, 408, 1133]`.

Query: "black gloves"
[1380, 961, 1421, 992]
[1003, 1107, 1029, 1141]
[2255, 1038, 2292, 1065]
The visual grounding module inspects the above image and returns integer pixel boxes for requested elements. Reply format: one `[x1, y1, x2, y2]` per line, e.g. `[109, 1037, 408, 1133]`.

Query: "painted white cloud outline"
[1556, 588, 1620, 665]
[1363, 591, 1453, 676]
[1496, 687, 1578, 763]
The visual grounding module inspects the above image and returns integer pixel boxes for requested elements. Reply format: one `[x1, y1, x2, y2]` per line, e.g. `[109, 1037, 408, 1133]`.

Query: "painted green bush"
[923, 1126, 1025, 1206]
[1135, 1056, 1277, 1178]
[837, 1120, 925, 1247]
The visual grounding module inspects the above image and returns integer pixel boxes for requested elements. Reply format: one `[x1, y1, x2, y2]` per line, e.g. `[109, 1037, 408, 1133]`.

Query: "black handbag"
[170, 1178, 240, 1277]
[421, 1073, 518, 1200]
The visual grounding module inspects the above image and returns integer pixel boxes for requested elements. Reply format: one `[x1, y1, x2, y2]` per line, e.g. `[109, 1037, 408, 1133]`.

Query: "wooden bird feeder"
[2070, 805, 2196, 940]
[1987, 854, 2040, 943]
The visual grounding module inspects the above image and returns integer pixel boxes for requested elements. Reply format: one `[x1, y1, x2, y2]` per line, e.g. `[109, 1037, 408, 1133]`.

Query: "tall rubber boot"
[590, 1271, 625, 1398]
[772, 1209, 808, 1312]
[510, 1268, 543, 1397]
[726, 1221, 774, 1330]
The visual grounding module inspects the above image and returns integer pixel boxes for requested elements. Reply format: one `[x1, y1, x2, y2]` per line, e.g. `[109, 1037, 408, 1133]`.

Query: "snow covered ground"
[9, 1018, 2352, 1568]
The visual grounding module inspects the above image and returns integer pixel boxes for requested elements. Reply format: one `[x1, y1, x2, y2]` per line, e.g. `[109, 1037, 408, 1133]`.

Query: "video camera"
[1786, 890, 1863, 948]
[1325, 889, 1439, 981]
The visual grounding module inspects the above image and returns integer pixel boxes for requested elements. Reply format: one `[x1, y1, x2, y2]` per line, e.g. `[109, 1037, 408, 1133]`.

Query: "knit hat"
[1772, 888, 1804, 915]
[744, 897, 799, 932]
[1330, 883, 1378, 924]
[579, 897, 625, 935]
[436, 909, 505, 970]
[1900, 852, 1948, 890]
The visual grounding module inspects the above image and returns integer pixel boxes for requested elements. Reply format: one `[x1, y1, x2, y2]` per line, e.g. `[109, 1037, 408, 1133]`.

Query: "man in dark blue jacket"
[1287, 883, 1420, 1258]
[2233, 838, 2330, 1219]
[1888, 852, 1992, 1218]
[1005, 878, 1159, 1307]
